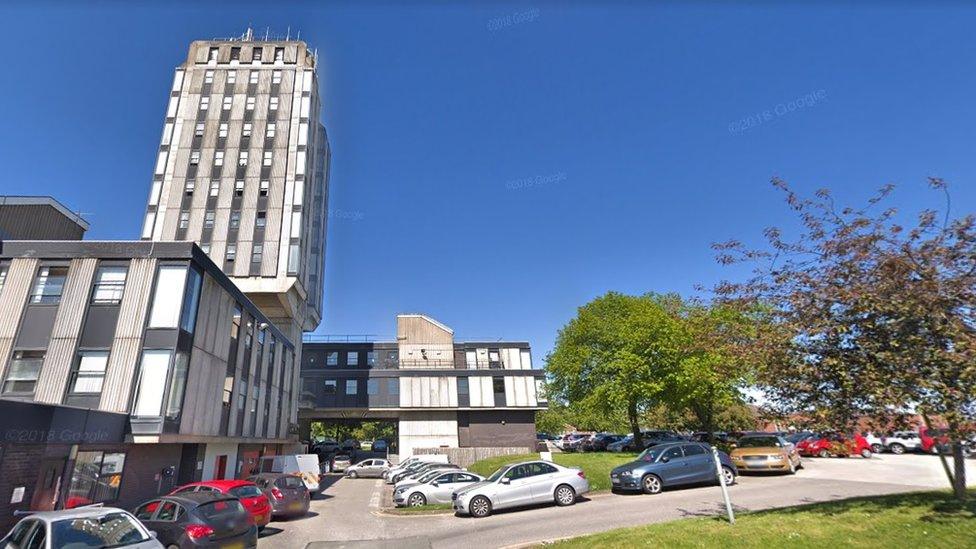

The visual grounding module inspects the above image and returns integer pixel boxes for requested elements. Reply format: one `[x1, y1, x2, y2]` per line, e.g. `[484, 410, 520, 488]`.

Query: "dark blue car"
[610, 442, 737, 494]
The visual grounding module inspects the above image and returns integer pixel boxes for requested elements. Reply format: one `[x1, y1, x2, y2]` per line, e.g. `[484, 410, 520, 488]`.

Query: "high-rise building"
[140, 34, 330, 340]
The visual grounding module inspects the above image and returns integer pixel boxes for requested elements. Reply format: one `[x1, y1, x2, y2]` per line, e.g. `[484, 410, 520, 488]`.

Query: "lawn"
[546, 489, 976, 548]
[384, 503, 454, 515]
[467, 451, 641, 492]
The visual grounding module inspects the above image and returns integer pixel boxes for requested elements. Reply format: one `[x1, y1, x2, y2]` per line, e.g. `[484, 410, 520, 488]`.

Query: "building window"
[194, 122, 204, 137]
[230, 211, 241, 229]
[259, 180, 269, 196]
[2, 351, 44, 394]
[91, 265, 127, 305]
[30, 266, 68, 304]
[0, 264, 7, 294]
[367, 351, 376, 367]
[243, 122, 252, 137]
[230, 47, 240, 61]
[204, 70, 214, 83]
[201, 243, 211, 254]
[345, 380, 358, 395]
[164, 352, 190, 420]
[148, 265, 187, 328]
[274, 47, 284, 62]
[457, 377, 469, 395]
[179, 268, 202, 333]
[222, 96, 232, 110]
[239, 151, 248, 166]
[66, 451, 126, 507]
[262, 151, 272, 166]
[272, 70, 281, 84]
[210, 180, 220, 196]
[256, 211, 267, 229]
[252, 244, 263, 263]
[253, 48, 263, 62]
[326, 352, 338, 366]
[214, 151, 224, 166]
[184, 180, 195, 196]
[269, 97, 279, 111]
[204, 211, 215, 229]
[219, 122, 228, 138]
[493, 377, 505, 394]
[367, 379, 379, 395]
[133, 349, 172, 416]
[266, 123, 276, 138]
[226, 244, 237, 262]
[190, 151, 200, 165]
[66, 351, 109, 400]
[246, 96, 255, 110]
[208, 47, 219, 61]
[234, 180, 244, 196]
[200, 97, 209, 110]
[389, 379, 399, 396]
[178, 211, 189, 229]
[520, 350, 532, 369]
[348, 352, 358, 366]
[324, 380, 336, 394]
[227, 71, 236, 84]
[249, 70, 259, 84]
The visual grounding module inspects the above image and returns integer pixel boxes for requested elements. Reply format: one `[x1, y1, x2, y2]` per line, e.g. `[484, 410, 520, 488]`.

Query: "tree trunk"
[628, 399, 642, 449]
[952, 441, 967, 501]
[922, 414, 956, 493]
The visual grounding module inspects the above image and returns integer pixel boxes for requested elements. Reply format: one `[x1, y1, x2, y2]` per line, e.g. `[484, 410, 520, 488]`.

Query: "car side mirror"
[501, 477, 511, 485]
[149, 531, 158, 539]
[431, 482, 439, 487]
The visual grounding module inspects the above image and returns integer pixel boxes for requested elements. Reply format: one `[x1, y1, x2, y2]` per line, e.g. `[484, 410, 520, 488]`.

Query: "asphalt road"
[259, 453, 975, 549]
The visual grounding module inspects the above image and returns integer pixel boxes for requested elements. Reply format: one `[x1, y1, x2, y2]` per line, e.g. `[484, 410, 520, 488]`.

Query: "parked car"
[248, 473, 311, 518]
[730, 434, 802, 474]
[610, 442, 736, 494]
[2, 507, 162, 549]
[633, 431, 686, 451]
[802, 433, 873, 458]
[537, 433, 559, 441]
[582, 433, 626, 452]
[561, 434, 592, 452]
[257, 454, 322, 491]
[882, 431, 923, 454]
[392, 462, 460, 484]
[385, 455, 449, 483]
[862, 432, 884, 454]
[134, 492, 258, 548]
[607, 434, 634, 452]
[331, 454, 353, 473]
[373, 439, 389, 452]
[920, 427, 951, 455]
[690, 432, 733, 444]
[169, 480, 272, 529]
[394, 471, 485, 507]
[554, 433, 589, 451]
[345, 458, 391, 478]
[785, 431, 817, 446]
[453, 460, 589, 517]
[340, 439, 361, 453]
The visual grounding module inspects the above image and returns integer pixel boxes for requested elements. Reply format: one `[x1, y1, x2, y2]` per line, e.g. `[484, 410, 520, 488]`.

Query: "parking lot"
[257, 453, 975, 548]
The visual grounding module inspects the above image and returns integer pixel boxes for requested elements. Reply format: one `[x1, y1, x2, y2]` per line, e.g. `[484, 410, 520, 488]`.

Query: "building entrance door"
[30, 458, 65, 511]
[214, 455, 227, 480]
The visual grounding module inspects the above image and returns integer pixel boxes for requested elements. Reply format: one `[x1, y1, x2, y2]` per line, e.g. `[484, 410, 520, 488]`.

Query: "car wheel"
[641, 474, 663, 495]
[889, 443, 905, 455]
[860, 448, 872, 459]
[348, 471, 358, 479]
[469, 495, 492, 518]
[408, 492, 427, 507]
[788, 459, 797, 475]
[871, 444, 883, 454]
[818, 449, 830, 458]
[721, 466, 736, 486]
[554, 484, 576, 506]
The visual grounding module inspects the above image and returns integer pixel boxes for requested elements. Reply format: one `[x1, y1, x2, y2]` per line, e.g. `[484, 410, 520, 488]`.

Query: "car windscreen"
[52, 512, 149, 548]
[738, 437, 781, 448]
[487, 466, 509, 482]
[229, 485, 263, 498]
[197, 499, 247, 522]
[637, 447, 665, 462]
[276, 476, 306, 490]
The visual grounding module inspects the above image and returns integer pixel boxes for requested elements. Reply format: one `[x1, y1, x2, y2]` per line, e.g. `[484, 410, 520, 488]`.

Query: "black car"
[133, 492, 258, 548]
[583, 434, 626, 452]
[249, 473, 310, 518]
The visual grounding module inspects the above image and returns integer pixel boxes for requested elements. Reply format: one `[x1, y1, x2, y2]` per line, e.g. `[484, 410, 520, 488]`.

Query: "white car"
[394, 471, 485, 507]
[1, 507, 163, 549]
[863, 432, 884, 454]
[385, 455, 449, 483]
[453, 460, 590, 518]
[883, 431, 923, 454]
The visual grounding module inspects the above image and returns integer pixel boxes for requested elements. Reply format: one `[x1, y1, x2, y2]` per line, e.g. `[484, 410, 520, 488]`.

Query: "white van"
[259, 454, 322, 491]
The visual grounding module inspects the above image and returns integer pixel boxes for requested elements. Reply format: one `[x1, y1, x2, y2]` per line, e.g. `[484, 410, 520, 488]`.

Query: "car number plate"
[289, 502, 304, 510]
[225, 543, 244, 549]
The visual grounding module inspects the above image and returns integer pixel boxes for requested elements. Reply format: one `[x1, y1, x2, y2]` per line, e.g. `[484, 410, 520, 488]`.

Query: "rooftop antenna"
[286, 26, 290, 41]
[297, 30, 301, 41]
[245, 26, 253, 41]
[265, 27, 270, 41]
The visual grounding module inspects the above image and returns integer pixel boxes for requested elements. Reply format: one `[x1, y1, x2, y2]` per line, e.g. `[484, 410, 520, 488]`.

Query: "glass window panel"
[165, 352, 190, 419]
[31, 266, 68, 304]
[133, 350, 172, 416]
[345, 380, 357, 395]
[70, 352, 109, 394]
[91, 266, 127, 305]
[179, 267, 203, 333]
[148, 265, 187, 328]
[2, 351, 44, 394]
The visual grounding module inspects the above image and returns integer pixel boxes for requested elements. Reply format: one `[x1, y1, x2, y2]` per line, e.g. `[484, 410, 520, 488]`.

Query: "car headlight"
[617, 470, 631, 476]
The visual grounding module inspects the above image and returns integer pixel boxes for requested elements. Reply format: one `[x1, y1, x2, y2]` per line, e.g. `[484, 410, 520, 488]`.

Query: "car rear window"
[276, 476, 305, 489]
[197, 499, 247, 521]
[52, 512, 149, 548]
[230, 485, 263, 498]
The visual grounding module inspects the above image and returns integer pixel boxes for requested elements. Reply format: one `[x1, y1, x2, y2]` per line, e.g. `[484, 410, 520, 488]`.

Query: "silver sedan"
[452, 460, 590, 518]
[395, 471, 485, 507]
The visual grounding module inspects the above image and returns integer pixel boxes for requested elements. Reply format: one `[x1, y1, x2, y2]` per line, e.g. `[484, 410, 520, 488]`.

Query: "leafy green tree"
[546, 292, 683, 447]
[716, 178, 976, 500]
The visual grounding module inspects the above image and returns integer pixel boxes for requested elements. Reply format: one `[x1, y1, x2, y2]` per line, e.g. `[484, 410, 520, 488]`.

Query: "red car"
[170, 479, 272, 529]
[919, 427, 950, 455]
[801, 433, 873, 458]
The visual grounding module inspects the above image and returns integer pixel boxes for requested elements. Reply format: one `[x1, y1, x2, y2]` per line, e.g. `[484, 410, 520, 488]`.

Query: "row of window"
[3, 264, 130, 308]
[179, 208, 267, 230]
[199, 94, 280, 113]
[189, 149, 275, 167]
[208, 46, 285, 64]
[204, 69, 283, 85]
[313, 376, 506, 397]
[194, 120, 278, 139]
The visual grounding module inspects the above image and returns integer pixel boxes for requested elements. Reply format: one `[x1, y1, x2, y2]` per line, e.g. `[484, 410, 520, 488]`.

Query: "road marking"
[369, 479, 383, 509]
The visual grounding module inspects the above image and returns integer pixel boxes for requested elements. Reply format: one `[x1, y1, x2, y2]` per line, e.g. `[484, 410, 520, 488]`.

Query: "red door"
[214, 455, 227, 480]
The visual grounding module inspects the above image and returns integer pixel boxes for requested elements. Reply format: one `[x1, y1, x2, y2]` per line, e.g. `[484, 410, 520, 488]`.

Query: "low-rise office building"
[0, 238, 298, 530]
[299, 314, 547, 457]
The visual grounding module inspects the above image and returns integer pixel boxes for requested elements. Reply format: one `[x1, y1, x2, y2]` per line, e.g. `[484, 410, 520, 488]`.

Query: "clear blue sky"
[3, 2, 975, 359]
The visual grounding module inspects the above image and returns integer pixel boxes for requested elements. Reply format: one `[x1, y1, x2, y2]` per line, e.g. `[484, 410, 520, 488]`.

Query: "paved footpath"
[260, 454, 975, 549]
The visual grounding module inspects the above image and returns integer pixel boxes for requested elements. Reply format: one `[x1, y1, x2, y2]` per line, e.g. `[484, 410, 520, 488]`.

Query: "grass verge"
[383, 503, 454, 515]
[468, 452, 641, 493]
[545, 489, 976, 548]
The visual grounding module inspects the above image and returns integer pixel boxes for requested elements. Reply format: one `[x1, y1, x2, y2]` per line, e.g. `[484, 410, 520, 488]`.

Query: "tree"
[715, 178, 976, 500]
[546, 292, 683, 447]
